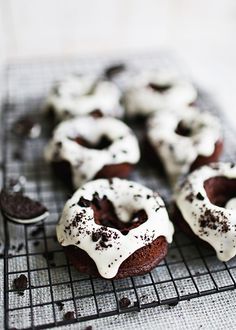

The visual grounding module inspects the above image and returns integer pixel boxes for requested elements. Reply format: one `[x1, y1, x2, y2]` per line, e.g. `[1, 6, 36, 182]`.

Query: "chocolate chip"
[13, 274, 27, 294]
[119, 297, 131, 308]
[78, 197, 91, 208]
[196, 192, 205, 201]
[64, 311, 75, 320]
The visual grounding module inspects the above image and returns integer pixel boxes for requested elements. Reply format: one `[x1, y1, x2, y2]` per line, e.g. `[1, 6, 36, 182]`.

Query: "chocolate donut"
[57, 178, 174, 279]
[124, 71, 197, 118]
[44, 116, 140, 188]
[147, 106, 223, 185]
[44, 74, 122, 121]
[174, 163, 236, 261]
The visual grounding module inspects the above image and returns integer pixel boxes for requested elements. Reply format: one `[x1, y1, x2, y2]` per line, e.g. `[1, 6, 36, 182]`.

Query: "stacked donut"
[44, 64, 235, 279]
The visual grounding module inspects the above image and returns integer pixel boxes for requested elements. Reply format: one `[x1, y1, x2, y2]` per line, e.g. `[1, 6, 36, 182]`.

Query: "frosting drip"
[175, 163, 236, 261]
[147, 106, 222, 184]
[45, 116, 140, 187]
[57, 178, 174, 278]
[45, 75, 122, 120]
[124, 71, 197, 117]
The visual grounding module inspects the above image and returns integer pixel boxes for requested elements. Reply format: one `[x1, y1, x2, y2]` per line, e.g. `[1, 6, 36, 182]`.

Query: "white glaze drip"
[45, 116, 140, 188]
[57, 178, 174, 278]
[124, 71, 197, 117]
[45, 75, 122, 120]
[175, 163, 236, 262]
[225, 198, 236, 210]
[147, 106, 222, 185]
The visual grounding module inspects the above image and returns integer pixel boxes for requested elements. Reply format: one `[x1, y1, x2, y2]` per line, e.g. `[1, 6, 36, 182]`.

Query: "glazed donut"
[44, 74, 122, 120]
[146, 106, 223, 185]
[174, 163, 236, 261]
[44, 116, 140, 188]
[124, 71, 197, 117]
[57, 178, 174, 279]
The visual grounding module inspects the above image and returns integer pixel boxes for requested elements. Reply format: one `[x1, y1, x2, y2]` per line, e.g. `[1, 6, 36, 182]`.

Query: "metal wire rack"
[1, 53, 236, 330]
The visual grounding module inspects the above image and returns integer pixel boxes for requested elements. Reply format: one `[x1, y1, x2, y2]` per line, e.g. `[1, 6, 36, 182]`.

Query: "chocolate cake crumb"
[56, 301, 64, 311]
[119, 297, 131, 308]
[92, 192, 102, 209]
[31, 226, 44, 237]
[13, 274, 27, 295]
[196, 192, 204, 201]
[64, 311, 75, 320]
[43, 252, 55, 266]
[168, 301, 179, 307]
[12, 115, 41, 139]
[13, 150, 23, 160]
[56, 141, 62, 148]
[85, 326, 92, 330]
[148, 83, 171, 93]
[92, 231, 101, 242]
[16, 243, 24, 253]
[104, 63, 125, 79]
[199, 209, 229, 233]
[186, 193, 194, 203]
[89, 109, 103, 118]
[78, 197, 91, 207]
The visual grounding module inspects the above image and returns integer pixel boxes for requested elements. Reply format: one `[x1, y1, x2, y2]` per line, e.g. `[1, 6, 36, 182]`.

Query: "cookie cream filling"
[57, 178, 174, 278]
[44, 116, 140, 188]
[124, 71, 197, 117]
[175, 163, 236, 261]
[147, 107, 222, 185]
[44, 74, 122, 120]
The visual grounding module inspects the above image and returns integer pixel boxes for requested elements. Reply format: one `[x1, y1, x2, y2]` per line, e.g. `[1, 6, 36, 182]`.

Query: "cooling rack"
[1, 53, 236, 330]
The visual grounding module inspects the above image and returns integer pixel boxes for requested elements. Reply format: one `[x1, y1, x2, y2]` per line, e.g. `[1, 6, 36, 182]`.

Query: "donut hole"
[204, 176, 236, 207]
[89, 193, 148, 235]
[73, 135, 112, 150]
[147, 83, 171, 93]
[175, 120, 192, 137]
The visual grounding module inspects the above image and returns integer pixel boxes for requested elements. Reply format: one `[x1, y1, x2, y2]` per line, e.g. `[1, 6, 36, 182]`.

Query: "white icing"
[124, 71, 197, 117]
[225, 198, 236, 210]
[175, 163, 236, 262]
[45, 75, 123, 120]
[57, 178, 174, 278]
[45, 116, 140, 188]
[5, 211, 50, 224]
[147, 106, 222, 185]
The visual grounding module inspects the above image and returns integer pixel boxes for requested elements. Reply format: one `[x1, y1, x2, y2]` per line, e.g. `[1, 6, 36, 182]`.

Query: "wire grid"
[1, 53, 236, 330]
